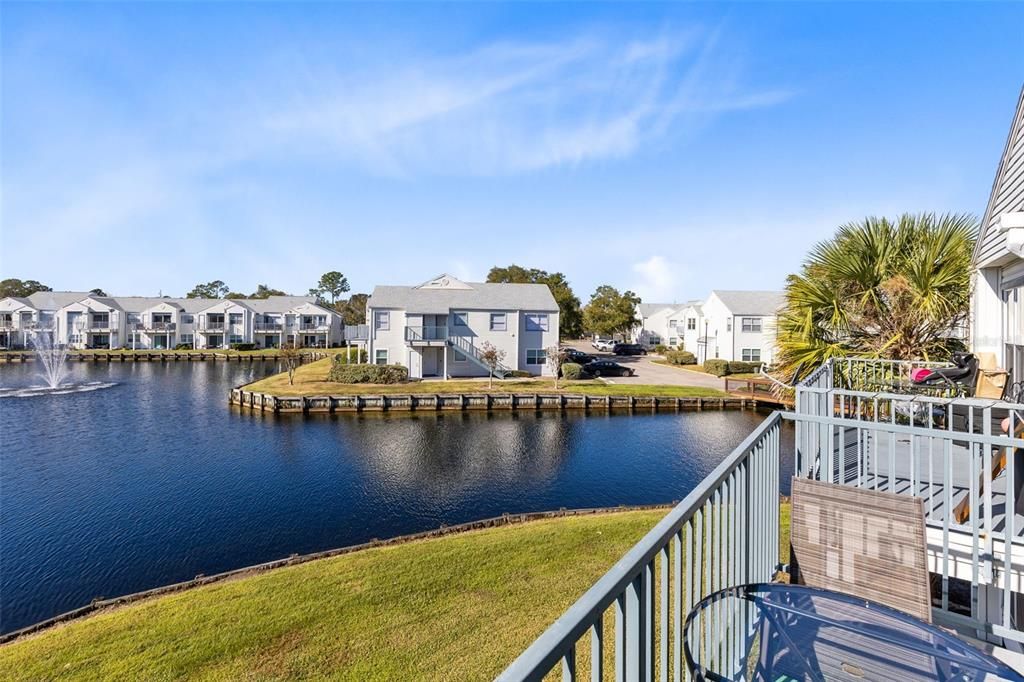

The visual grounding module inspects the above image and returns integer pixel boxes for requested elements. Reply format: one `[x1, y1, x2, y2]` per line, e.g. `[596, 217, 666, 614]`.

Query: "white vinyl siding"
[490, 313, 507, 332]
[526, 349, 545, 365]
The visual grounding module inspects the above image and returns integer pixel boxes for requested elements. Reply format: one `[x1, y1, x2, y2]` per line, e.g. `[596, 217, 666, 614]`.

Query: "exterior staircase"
[447, 334, 512, 379]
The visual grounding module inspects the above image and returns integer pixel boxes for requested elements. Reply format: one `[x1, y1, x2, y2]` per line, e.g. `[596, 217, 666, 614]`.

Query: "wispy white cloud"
[259, 27, 792, 176]
[630, 255, 686, 302]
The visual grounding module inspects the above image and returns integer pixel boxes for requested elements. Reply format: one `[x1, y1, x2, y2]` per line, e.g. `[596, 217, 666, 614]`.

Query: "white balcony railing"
[500, 414, 783, 680]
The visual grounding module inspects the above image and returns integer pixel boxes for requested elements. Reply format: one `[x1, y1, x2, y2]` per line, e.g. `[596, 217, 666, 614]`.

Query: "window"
[375, 349, 388, 365]
[741, 348, 761, 362]
[374, 310, 390, 331]
[453, 312, 468, 327]
[181, 314, 194, 324]
[229, 313, 243, 325]
[229, 334, 243, 345]
[526, 349, 545, 365]
[726, 319, 732, 332]
[669, 319, 678, 329]
[453, 350, 467, 362]
[490, 313, 507, 332]
[180, 334, 194, 345]
[687, 318, 696, 331]
[741, 317, 762, 333]
[669, 337, 678, 346]
[525, 313, 548, 331]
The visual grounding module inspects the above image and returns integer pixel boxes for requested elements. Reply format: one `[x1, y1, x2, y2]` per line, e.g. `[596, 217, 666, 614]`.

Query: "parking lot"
[562, 341, 726, 390]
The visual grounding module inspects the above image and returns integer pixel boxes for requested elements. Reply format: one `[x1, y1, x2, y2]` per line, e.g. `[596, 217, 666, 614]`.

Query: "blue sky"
[2, 2, 1022, 303]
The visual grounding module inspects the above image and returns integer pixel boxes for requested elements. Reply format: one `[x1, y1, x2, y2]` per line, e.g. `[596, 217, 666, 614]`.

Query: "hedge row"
[327, 363, 409, 384]
[561, 362, 585, 380]
[332, 349, 368, 365]
[663, 350, 697, 365]
[702, 359, 763, 377]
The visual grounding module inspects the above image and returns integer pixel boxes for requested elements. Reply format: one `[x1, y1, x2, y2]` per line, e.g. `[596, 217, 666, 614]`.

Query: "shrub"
[332, 349, 368, 365]
[703, 359, 731, 376]
[654, 344, 669, 354]
[664, 350, 697, 365]
[727, 361, 762, 374]
[230, 343, 257, 351]
[174, 343, 193, 350]
[505, 370, 532, 378]
[327, 363, 408, 384]
[561, 362, 586, 380]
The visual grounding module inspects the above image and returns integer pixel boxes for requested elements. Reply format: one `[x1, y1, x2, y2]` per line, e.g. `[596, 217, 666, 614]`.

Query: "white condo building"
[366, 274, 560, 379]
[633, 290, 784, 364]
[972, 84, 1024, 386]
[0, 292, 342, 350]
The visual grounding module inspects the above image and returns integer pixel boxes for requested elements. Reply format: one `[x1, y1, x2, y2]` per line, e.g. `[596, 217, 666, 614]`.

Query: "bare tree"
[546, 346, 567, 389]
[478, 341, 506, 389]
[280, 342, 302, 386]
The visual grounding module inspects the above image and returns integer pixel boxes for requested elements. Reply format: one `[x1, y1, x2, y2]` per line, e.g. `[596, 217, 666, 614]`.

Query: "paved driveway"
[563, 341, 726, 390]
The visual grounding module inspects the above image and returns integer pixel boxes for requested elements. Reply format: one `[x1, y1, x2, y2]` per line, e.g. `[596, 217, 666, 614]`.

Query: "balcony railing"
[254, 322, 283, 331]
[793, 356, 1024, 646]
[0, 320, 13, 330]
[405, 325, 448, 342]
[145, 321, 176, 331]
[75, 319, 113, 331]
[200, 322, 225, 331]
[299, 321, 328, 331]
[499, 413, 782, 680]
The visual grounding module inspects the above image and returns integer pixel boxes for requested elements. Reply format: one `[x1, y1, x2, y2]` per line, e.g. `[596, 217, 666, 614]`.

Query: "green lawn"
[244, 358, 728, 398]
[0, 505, 791, 681]
[651, 361, 761, 381]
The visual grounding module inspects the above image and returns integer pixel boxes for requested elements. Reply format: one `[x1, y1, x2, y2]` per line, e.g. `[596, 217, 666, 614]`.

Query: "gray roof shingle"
[710, 290, 785, 316]
[369, 281, 558, 314]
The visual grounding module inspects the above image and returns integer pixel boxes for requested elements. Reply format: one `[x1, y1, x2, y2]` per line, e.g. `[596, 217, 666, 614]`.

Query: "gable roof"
[636, 303, 675, 318]
[710, 290, 785, 316]
[26, 291, 93, 310]
[974, 83, 1024, 268]
[239, 296, 328, 314]
[369, 279, 558, 315]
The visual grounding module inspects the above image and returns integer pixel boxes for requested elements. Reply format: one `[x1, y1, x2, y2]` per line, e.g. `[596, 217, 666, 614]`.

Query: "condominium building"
[0, 292, 342, 350]
[365, 274, 560, 379]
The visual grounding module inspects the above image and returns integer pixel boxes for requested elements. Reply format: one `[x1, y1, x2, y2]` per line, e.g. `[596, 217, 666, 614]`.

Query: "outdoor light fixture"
[997, 211, 1024, 258]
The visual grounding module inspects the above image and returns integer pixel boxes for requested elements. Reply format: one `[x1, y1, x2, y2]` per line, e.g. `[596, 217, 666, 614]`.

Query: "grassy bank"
[244, 358, 729, 398]
[0, 506, 791, 680]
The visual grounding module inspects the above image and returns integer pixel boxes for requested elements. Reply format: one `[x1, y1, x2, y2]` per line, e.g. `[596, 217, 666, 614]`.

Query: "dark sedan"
[584, 360, 635, 378]
[562, 348, 596, 365]
[612, 343, 647, 356]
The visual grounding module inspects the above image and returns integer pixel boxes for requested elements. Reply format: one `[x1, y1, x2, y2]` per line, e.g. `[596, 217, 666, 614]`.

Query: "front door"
[422, 347, 439, 376]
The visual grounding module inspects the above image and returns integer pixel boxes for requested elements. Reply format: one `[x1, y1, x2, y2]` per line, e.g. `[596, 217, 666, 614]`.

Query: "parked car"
[562, 348, 596, 365]
[591, 337, 615, 351]
[583, 360, 635, 378]
[612, 343, 647, 356]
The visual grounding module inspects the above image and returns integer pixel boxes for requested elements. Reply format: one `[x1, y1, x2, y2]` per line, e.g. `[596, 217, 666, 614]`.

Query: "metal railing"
[499, 413, 782, 680]
[200, 321, 225, 331]
[794, 357, 1024, 645]
[405, 325, 447, 342]
[254, 322, 283, 331]
[145, 321, 176, 331]
[299, 321, 328, 331]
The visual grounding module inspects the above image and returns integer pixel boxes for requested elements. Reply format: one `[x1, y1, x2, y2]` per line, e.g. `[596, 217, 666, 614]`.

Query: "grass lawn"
[244, 359, 729, 398]
[0, 505, 791, 681]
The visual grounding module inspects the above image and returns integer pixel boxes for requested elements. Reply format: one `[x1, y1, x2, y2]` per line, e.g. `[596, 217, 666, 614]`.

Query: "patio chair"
[789, 477, 932, 622]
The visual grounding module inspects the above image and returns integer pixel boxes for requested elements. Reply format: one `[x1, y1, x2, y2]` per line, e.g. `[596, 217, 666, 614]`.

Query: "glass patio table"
[684, 583, 1023, 681]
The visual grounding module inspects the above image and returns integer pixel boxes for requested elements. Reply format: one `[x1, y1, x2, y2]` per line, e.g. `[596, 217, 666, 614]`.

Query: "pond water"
[0, 361, 792, 634]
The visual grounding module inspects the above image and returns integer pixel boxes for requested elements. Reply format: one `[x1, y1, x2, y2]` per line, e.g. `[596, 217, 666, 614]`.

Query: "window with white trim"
[669, 319, 678, 329]
[524, 313, 548, 331]
[669, 337, 678, 346]
[490, 313, 507, 332]
[526, 349, 544, 365]
[741, 317, 762, 333]
[687, 318, 696, 330]
[453, 350, 467, 362]
[726, 319, 732, 332]
[375, 349, 388, 365]
[181, 314, 194, 324]
[229, 334, 243, 344]
[229, 313, 243, 325]
[374, 311, 390, 331]
[180, 334, 194, 345]
[741, 348, 761, 362]
[453, 312, 468, 327]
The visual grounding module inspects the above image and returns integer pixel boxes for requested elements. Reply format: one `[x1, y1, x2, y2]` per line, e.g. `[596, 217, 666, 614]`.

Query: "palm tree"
[775, 213, 976, 382]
